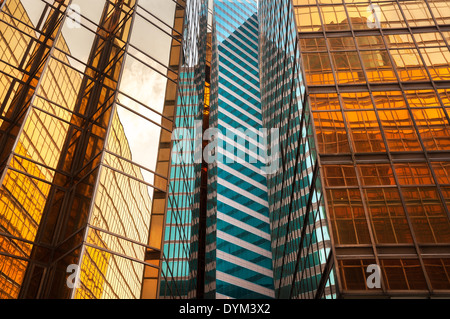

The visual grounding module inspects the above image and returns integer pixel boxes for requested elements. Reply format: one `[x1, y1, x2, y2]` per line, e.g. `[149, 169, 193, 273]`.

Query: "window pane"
[378, 109, 422, 152]
[358, 164, 395, 186]
[364, 188, 413, 244]
[313, 111, 350, 154]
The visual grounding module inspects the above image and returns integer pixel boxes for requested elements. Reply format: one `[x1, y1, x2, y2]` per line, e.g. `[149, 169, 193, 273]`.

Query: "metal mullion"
[52, 226, 86, 255]
[0, 69, 25, 109]
[89, 91, 116, 125]
[0, 65, 27, 90]
[97, 162, 149, 247]
[0, 225, 41, 258]
[166, 176, 194, 245]
[5, 165, 65, 193]
[1, 93, 34, 136]
[0, 230, 53, 251]
[0, 6, 46, 38]
[102, 163, 165, 194]
[160, 251, 182, 298]
[0, 251, 48, 270]
[109, 1, 136, 36]
[31, 104, 82, 132]
[49, 48, 102, 84]
[126, 50, 178, 85]
[96, 46, 128, 87]
[165, 171, 196, 264]
[34, 93, 87, 121]
[88, 225, 159, 252]
[12, 151, 70, 180]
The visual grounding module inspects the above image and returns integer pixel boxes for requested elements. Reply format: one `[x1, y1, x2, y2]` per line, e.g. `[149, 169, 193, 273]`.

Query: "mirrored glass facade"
[282, 0, 450, 298]
[2, 0, 449, 301]
[0, 0, 197, 299]
[259, 0, 336, 299]
[204, 0, 275, 299]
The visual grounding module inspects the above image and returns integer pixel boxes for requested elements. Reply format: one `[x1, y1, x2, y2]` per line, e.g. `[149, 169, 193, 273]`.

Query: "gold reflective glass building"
[294, 0, 450, 297]
[0, 0, 191, 299]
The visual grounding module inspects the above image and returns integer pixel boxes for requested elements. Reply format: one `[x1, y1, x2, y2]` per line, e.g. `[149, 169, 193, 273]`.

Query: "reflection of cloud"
[116, 52, 169, 186]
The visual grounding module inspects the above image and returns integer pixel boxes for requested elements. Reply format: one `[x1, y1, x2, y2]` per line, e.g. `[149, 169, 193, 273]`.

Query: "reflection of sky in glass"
[20, 0, 176, 187]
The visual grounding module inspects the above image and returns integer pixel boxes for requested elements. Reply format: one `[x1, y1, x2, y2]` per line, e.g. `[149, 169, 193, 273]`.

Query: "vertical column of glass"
[295, 0, 450, 297]
[141, 0, 186, 300]
[205, 0, 275, 299]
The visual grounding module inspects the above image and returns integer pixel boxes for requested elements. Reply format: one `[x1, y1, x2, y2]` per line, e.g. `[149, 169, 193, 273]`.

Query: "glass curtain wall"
[293, 0, 450, 298]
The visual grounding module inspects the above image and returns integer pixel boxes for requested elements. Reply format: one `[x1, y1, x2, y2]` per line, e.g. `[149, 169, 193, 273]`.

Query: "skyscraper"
[0, 0, 203, 299]
[2, 0, 450, 301]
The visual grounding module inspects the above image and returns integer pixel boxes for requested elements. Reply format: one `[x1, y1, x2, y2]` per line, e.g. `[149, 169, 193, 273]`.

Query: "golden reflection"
[402, 187, 450, 244]
[400, 0, 434, 27]
[345, 110, 385, 153]
[378, 109, 422, 152]
[327, 189, 371, 245]
[358, 164, 396, 186]
[313, 111, 350, 154]
[364, 188, 413, 244]
[294, 0, 450, 295]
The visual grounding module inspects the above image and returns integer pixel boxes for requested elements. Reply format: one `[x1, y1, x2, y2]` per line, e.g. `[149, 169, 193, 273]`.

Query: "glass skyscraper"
[204, 0, 275, 299]
[0, 0, 204, 299]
